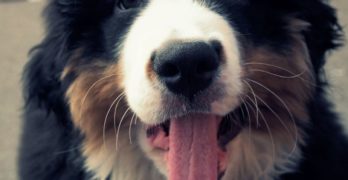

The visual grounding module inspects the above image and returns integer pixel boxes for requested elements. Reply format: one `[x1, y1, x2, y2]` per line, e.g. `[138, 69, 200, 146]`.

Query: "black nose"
[153, 41, 221, 98]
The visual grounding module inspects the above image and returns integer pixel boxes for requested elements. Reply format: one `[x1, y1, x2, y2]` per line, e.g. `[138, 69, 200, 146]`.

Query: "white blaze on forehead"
[121, 0, 242, 124]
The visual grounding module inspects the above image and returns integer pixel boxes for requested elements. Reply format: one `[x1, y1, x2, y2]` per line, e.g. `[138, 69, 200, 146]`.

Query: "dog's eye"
[118, 0, 145, 10]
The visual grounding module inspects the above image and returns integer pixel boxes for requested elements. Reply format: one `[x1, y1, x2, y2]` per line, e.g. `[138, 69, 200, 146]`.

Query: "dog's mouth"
[146, 113, 242, 180]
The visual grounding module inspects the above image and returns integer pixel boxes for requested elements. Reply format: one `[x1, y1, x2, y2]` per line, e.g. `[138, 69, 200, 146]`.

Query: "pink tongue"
[168, 114, 218, 180]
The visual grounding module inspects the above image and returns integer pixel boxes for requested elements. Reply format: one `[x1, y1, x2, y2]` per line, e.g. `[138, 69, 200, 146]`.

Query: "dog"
[19, 0, 348, 179]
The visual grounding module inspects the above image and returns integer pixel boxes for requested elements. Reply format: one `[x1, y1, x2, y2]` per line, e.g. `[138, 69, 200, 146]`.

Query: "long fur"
[19, 0, 348, 180]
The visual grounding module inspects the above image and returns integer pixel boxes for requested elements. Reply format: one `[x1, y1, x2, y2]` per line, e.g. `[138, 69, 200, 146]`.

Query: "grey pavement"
[0, 1, 347, 180]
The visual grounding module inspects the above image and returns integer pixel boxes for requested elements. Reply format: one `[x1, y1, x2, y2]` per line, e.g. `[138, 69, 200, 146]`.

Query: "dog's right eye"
[118, 0, 145, 10]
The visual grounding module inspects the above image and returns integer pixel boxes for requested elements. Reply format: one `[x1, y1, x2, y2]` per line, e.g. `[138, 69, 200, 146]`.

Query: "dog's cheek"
[221, 19, 315, 180]
[63, 55, 130, 178]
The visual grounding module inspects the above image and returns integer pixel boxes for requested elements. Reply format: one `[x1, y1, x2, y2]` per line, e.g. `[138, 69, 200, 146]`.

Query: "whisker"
[243, 62, 299, 74]
[245, 78, 299, 155]
[79, 74, 117, 120]
[258, 106, 276, 164]
[240, 96, 252, 146]
[244, 94, 276, 164]
[255, 96, 291, 133]
[112, 93, 126, 151]
[238, 97, 247, 121]
[103, 93, 124, 150]
[256, 96, 298, 156]
[243, 96, 258, 127]
[243, 62, 316, 87]
[116, 107, 131, 153]
[245, 79, 295, 122]
[248, 69, 305, 79]
[243, 80, 260, 127]
[129, 112, 136, 145]
[246, 96, 268, 160]
[135, 116, 139, 125]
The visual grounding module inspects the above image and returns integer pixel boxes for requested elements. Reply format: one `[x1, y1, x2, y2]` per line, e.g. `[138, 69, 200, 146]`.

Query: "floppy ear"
[298, 0, 343, 73]
[24, 0, 115, 113]
[23, 40, 69, 119]
[244, 0, 342, 81]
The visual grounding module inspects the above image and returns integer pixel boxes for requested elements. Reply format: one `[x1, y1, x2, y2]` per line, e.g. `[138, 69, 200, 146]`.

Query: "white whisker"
[240, 96, 253, 146]
[116, 108, 131, 153]
[79, 74, 117, 120]
[243, 62, 299, 75]
[103, 93, 124, 151]
[255, 95, 298, 155]
[113, 93, 126, 151]
[248, 69, 305, 79]
[129, 112, 136, 145]
[243, 80, 260, 127]
[246, 78, 299, 155]
[243, 62, 316, 87]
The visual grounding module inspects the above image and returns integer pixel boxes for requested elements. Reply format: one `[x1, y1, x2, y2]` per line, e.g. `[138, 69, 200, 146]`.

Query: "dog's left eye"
[118, 0, 145, 10]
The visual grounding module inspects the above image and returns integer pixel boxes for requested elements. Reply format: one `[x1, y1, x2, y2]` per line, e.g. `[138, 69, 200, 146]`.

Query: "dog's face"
[59, 0, 339, 179]
[123, 0, 242, 124]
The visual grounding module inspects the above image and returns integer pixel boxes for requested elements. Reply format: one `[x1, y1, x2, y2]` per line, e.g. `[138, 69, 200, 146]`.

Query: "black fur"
[19, 0, 348, 179]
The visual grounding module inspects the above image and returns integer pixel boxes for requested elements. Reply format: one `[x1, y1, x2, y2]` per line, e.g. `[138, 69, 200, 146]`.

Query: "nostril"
[150, 51, 157, 62]
[158, 62, 180, 78]
[196, 60, 218, 76]
[153, 51, 181, 79]
[210, 40, 223, 57]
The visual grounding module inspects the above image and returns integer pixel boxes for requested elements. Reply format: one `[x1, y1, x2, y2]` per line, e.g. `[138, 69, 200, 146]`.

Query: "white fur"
[85, 128, 165, 180]
[121, 0, 242, 124]
[222, 129, 303, 180]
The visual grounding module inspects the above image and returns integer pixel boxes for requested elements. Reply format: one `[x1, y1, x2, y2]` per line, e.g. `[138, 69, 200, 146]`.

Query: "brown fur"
[222, 19, 315, 179]
[64, 56, 130, 177]
[241, 19, 313, 128]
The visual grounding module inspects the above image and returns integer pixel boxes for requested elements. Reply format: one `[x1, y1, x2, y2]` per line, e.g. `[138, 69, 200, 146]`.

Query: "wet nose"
[152, 40, 222, 98]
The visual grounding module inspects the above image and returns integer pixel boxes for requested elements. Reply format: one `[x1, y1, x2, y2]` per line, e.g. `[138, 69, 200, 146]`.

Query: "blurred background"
[0, 0, 347, 179]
